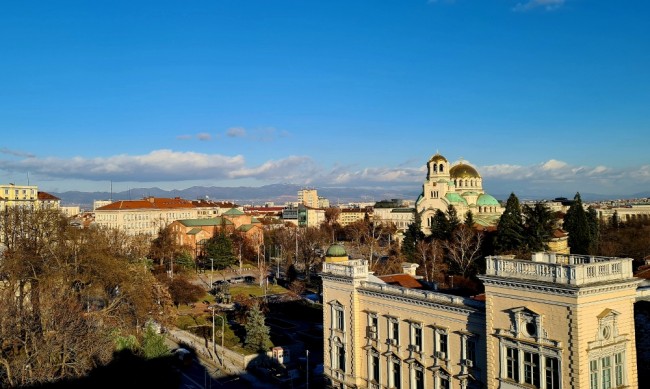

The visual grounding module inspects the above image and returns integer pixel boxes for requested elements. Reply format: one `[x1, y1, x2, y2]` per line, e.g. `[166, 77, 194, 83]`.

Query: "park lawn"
[229, 283, 288, 298]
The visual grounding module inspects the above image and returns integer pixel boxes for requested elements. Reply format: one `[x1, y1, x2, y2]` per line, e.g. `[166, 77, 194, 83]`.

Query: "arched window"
[440, 164, 444, 172]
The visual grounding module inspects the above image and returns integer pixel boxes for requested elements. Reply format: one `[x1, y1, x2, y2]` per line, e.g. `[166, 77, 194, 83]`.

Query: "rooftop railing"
[485, 252, 634, 286]
[322, 260, 369, 279]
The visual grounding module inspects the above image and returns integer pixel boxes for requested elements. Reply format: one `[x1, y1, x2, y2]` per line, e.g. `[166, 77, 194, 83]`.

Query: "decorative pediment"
[508, 307, 544, 340]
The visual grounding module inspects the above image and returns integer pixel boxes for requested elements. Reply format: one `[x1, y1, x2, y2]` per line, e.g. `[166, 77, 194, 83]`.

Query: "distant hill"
[52, 184, 420, 210]
[53, 184, 647, 210]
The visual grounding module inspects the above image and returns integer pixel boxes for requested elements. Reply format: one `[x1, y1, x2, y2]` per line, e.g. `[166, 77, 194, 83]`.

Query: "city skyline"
[1, 1, 648, 197]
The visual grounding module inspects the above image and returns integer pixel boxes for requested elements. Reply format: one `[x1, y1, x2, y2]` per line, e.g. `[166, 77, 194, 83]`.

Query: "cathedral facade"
[416, 153, 504, 234]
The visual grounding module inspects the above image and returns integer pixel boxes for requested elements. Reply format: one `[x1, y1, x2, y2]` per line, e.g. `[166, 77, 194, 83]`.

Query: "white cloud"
[176, 134, 192, 140]
[541, 159, 568, 170]
[513, 0, 565, 12]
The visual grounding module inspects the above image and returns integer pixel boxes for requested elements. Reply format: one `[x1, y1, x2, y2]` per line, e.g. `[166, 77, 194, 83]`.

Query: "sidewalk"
[166, 328, 276, 388]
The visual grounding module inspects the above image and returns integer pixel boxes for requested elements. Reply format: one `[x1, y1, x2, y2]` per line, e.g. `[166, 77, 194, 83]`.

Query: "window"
[506, 347, 519, 381]
[432, 327, 448, 360]
[523, 351, 540, 387]
[590, 360, 598, 389]
[332, 303, 344, 331]
[336, 344, 346, 372]
[388, 317, 399, 346]
[439, 374, 450, 389]
[369, 349, 380, 383]
[601, 356, 611, 389]
[413, 363, 424, 389]
[368, 313, 378, 339]
[410, 323, 423, 352]
[614, 352, 623, 386]
[545, 357, 560, 389]
[390, 358, 401, 389]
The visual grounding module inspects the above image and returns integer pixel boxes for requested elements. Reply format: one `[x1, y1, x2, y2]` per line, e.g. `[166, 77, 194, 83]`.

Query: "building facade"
[416, 153, 504, 234]
[321, 250, 640, 389]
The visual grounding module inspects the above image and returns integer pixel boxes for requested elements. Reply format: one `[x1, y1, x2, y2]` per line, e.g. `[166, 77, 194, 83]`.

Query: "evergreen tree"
[563, 192, 592, 254]
[446, 204, 460, 234]
[610, 210, 620, 229]
[141, 323, 169, 359]
[464, 210, 475, 228]
[205, 230, 236, 269]
[495, 193, 525, 253]
[430, 209, 451, 241]
[244, 302, 273, 353]
[587, 205, 600, 253]
[401, 213, 424, 262]
[523, 202, 554, 253]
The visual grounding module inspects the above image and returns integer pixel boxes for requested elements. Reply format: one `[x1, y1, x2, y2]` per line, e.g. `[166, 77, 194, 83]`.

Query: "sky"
[1, 0, 649, 199]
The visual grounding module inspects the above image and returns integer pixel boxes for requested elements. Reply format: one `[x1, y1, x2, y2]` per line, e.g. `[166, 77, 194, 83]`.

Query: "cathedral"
[416, 153, 503, 234]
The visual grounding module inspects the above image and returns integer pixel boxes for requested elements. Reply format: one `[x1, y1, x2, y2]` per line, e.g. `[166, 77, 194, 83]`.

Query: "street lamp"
[209, 306, 226, 366]
[306, 349, 310, 389]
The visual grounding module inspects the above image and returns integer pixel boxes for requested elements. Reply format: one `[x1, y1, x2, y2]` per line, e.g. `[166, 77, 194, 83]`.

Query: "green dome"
[325, 244, 347, 258]
[444, 192, 468, 205]
[477, 193, 500, 206]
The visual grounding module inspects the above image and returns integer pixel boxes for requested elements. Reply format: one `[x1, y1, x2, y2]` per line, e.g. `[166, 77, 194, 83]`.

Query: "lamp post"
[218, 313, 225, 366]
[208, 258, 214, 288]
[306, 349, 309, 389]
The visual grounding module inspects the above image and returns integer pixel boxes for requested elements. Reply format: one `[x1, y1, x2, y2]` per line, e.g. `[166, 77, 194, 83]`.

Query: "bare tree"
[416, 239, 444, 283]
[444, 225, 484, 278]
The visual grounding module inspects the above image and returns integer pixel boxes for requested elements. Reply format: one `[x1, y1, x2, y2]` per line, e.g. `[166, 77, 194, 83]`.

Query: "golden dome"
[428, 153, 448, 163]
[450, 163, 481, 179]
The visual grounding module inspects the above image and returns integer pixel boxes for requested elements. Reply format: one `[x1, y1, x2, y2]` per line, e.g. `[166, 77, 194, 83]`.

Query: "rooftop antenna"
[27, 171, 30, 186]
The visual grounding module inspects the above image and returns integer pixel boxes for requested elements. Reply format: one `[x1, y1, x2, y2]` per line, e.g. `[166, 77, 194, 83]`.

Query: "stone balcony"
[484, 252, 635, 286]
[322, 259, 369, 279]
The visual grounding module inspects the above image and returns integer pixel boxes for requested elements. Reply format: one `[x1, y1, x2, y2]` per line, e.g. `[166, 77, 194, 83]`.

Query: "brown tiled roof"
[552, 229, 568, 238]
[635, 265, 650, 279]
[38, 192, 60, 200]
[96, 197, 195, 211]
[377, 274, 424, 289]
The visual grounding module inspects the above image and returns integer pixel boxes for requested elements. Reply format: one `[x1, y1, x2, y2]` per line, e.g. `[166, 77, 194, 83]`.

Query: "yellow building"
[0, 183, 38, 211]
[299, 188, 320, 208]
[94, 197, 198, 236]
[321, 249, 640, 389]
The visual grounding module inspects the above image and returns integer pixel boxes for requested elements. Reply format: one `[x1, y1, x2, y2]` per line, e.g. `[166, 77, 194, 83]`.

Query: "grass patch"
[229, 283, 288, 298]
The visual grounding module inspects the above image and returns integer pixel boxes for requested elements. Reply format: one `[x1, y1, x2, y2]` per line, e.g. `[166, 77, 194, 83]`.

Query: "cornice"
[479, 275, 639, 297]
[358, 288, 485, 315]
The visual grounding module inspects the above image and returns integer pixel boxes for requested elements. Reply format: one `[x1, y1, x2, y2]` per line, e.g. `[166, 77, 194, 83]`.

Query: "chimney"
[401, 262, 419, 276]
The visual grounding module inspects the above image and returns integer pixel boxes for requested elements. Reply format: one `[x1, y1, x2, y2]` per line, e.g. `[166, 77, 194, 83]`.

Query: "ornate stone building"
[416, 153, 504, 234]
[321, 248, 640, 389]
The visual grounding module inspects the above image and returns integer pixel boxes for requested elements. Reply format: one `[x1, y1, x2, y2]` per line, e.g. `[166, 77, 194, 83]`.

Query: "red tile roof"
[96, 197, 195, 210]
[38, 191, 60, 200]
[377, 274, 424, 289]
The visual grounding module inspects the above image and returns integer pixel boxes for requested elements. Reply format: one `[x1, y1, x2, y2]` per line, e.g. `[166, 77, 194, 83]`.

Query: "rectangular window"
[615, 353, 623, 386]
[439, 332, 448, 355]
[389, 318, 399, 345]
[545, 356, 559, 389]
[467, 338, 476, 364]
[413, 325, 422, 351]
[601, 356, 611, 389]
[371, 353, 380, 382]
[523, 351, 540, 387]
[590, 360, 599, 389]
[391, 359, 401, 389]
[506, 347, 519, 381]
[440, 375, 450, 389]
[337, 345, 346, 373]
[414, 368, 424, 389]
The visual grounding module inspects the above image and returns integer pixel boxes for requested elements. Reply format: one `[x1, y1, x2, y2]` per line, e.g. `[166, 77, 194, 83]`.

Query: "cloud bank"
[0, 150, 648, 197]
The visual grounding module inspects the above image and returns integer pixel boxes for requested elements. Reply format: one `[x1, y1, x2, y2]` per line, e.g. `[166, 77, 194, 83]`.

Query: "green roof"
[251, 217, 261, 224]
[477, 194, 500, 206]
[187, 227, 203, 235]
[325, 243, 347, 258]
[223, 208, 245, 215]
[179, 218, 233, 227]
[445, 192, 468, 205]
[238, 224, 254, 232]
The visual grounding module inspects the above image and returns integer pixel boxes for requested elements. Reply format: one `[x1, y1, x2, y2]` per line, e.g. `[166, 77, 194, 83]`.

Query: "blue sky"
[1, 0, 649, 198]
